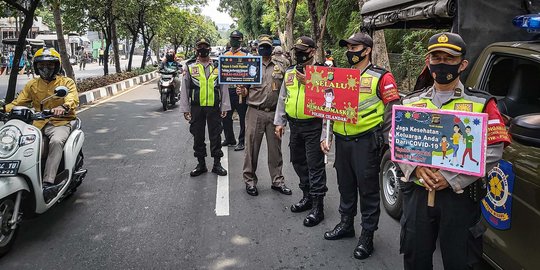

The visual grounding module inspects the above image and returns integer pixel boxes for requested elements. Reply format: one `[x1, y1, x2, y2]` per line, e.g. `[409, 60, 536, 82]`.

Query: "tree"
[358, 0, 390, 70]
[306, 0, 330, 63]
[49, 0, 75, 80]
[2, 0, 41, 102]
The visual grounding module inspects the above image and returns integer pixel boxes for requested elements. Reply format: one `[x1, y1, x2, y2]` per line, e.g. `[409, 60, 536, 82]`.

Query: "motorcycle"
[158, 67, 180, 111]
[0, 87, 86, 256]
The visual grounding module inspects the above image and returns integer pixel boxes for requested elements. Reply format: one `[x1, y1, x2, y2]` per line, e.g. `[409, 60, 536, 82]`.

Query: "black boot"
[211, 158, 227, 176]
[190, 158, 207, 177]
[324, 215, 355, 240]
[303, 195, 324, 227]
[353, 229, 374, 260]
[291, 190, 312, 213]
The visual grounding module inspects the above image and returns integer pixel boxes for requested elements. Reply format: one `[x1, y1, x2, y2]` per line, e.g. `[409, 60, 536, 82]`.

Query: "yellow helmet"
[33, 48, 61, 80]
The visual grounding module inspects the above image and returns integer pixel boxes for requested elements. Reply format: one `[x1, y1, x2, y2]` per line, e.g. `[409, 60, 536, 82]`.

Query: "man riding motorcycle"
[5, 48, 79, 201]
[160, 49, 182, 96]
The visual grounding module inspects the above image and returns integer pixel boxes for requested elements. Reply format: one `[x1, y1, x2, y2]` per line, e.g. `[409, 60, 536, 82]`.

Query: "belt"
[249, 104, 275, 112]
[286, 115, 321, 125]
[334, 125, 381, 141]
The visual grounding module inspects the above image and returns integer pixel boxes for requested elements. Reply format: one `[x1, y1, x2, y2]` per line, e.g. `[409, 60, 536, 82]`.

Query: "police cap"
[427, 32, 466, 56]
[293, 36, 316, 51]
[230, 30, 244, 39]
[339, 32, 373, 48]
[196, 38, 210, 47]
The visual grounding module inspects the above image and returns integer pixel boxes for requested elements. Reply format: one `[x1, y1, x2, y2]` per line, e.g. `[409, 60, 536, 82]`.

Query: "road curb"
[78, 71, 157, 105]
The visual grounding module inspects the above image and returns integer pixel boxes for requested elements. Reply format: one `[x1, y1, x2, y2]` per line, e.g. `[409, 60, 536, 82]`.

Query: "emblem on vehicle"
[481, 160, 515, 230]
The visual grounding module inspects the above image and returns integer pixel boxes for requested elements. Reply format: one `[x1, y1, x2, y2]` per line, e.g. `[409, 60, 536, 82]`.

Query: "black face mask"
[38, 66, 56, 81]
[346, 48, 367, 66]
[197, 48, 210, 57]
[429, 63, 461, 84]
[258, 46, 272, 57]
[230, 39, 241, 48]
[295, 50, 312, 66]
[166, 54, 174, 61]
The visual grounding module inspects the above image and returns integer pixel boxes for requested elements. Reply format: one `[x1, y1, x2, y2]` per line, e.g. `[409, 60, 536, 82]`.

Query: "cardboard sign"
[391, 105, 488, 177]
[304, 65, 362, 124]
[218, 56, 262, 85]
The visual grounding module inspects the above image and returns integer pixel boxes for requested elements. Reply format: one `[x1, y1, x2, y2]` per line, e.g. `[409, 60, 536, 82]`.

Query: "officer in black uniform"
[398, 32, 510, 270]
[221, 30, 249, 151]
[179, 38, 230, 177]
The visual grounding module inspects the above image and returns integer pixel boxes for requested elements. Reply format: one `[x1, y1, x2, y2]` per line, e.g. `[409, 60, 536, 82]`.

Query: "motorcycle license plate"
[0, 161, 20, 176]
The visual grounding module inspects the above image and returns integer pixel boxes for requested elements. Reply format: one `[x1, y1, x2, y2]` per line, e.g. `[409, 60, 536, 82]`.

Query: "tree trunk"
[127, 32, 137, 71]
[307, 0, 330, 63]
[5, 0, 39, 102]
[52, 1, 75, 80]
[285, 0, 299, 56]
[111, 19, 121, 73]
[358, 0, 391, 70]
[103, 39, 111, 75]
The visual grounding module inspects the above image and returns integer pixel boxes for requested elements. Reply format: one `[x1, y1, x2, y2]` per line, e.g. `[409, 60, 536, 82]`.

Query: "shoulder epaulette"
[368, 65, 388, 75]
[286, 65, 296, 71]
[404, 87, 430, 99]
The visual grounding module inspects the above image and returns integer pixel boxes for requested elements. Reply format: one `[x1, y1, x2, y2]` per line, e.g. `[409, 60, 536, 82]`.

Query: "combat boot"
[353, 229, 374, 260]
[324, 215, 355, 240]
[190, 158, 207, 177]
[291, 190, 312, 213]
[303, 195, 324, 227]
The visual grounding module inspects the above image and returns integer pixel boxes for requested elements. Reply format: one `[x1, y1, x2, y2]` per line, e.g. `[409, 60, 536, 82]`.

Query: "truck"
[361, 0, 540, 269]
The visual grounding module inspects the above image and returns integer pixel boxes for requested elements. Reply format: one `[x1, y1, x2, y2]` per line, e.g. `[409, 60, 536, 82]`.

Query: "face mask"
[197, 48, 210, 57]
[166, 54, 174, 61]
[295, 50, 312, 65]
[39, 66, 56, 81]
[428, 63, 461, 84]
[230, 39, 241, 48]
[258, 46, 272, 57]
[346, 48, 367, 66]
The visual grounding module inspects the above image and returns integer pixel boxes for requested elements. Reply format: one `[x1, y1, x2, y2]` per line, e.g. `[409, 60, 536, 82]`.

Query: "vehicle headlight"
[162, 81, 171, 87]
[0, 126, 21, 158]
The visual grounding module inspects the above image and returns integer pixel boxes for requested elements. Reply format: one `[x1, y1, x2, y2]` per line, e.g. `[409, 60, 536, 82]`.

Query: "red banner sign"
[304, 65, 361, 124]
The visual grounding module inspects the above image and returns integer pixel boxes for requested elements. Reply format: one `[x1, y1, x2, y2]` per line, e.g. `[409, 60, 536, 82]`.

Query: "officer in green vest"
[321, 32, 401, 260]
[179, 38, 231, 177]
[274, 36, 326, 227]
[397, 32, 510, 270]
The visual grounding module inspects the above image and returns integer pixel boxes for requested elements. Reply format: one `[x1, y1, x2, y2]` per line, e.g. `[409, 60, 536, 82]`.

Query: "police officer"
[238, 35, 291, 196]
[274, 36, 326, 226]
[398, 32, 510, 270]
[179, 38, 230, 177]
[321, 32, 401, 260]
[221, 30, 249, 151]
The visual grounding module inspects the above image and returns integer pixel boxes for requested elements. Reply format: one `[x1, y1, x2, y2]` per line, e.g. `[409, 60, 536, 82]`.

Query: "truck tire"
[380, 150, 403, 220]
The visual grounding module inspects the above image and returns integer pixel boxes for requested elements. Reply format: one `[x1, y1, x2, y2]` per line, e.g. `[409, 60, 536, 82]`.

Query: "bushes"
[76, 66, 157, 93]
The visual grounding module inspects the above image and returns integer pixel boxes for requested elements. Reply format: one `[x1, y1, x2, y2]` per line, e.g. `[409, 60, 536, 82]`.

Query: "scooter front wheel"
[161, 93, 168, 111]
[0, 196, 19, 257]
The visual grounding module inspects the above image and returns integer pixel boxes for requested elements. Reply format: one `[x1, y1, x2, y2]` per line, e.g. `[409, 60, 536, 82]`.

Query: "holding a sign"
[218, 55, 262, 85]
[391, 105, 488, 177]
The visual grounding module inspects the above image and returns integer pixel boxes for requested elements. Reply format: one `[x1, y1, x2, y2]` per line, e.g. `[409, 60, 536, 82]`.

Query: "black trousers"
[400, 182, 484, 270]
[222, 88, 247, 144]
[334, 129, 383, 232]
[289, 118, 327, 196]
[189, 105, 223, 159]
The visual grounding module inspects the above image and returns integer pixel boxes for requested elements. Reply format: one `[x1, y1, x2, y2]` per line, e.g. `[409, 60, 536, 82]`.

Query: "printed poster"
[304, 65, 362, 124]
[218, 56, 262, 85]
[391, 105, 488, 177]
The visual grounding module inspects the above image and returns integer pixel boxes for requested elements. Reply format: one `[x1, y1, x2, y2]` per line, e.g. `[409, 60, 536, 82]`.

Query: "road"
[0, 55, 145, 98]
[0, 79, 455, 269]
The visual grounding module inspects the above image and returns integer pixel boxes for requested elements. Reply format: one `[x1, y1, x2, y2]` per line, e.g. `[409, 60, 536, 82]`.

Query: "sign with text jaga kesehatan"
[218, 56, 262, 85]
[391, 105, 488, 177]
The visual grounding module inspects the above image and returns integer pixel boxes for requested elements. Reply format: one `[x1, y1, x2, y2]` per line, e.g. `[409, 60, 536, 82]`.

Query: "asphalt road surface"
[0, 80, 460, 269]
[0, 55, 145, 98]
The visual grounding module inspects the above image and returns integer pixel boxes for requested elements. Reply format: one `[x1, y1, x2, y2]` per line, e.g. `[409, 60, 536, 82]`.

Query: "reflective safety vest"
[284, 67, 315, 120]
[401, 87, 489, 113]
[188, 62, 220, 107]
[333, 67, 385, 136]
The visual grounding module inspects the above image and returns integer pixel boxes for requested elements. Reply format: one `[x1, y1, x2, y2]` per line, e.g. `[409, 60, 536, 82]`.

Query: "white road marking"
[77, 79, 157, 114]
[215, 145, 229, 216]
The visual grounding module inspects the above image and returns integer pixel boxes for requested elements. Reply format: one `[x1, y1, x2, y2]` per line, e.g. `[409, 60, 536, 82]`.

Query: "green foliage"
[77, 66, 157, 92]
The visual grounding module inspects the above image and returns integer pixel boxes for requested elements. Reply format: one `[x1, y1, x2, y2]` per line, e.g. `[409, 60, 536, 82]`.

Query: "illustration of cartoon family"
[439, 125, 479, 167]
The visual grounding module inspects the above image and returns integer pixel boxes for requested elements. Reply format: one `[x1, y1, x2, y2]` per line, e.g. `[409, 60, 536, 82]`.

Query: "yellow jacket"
[6, 76, 79, 129]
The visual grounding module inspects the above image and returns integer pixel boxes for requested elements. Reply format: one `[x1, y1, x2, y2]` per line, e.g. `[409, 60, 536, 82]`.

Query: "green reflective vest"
[188, 62, 220, 107]
[333, 67, 385, 136]
[284, 68, 315, 120]
[401, 87, 488, 113]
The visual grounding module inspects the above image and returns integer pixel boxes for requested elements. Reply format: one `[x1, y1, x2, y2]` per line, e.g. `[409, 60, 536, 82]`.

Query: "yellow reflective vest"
[284, 67, 315, 120]
[188, 62, 220, 107]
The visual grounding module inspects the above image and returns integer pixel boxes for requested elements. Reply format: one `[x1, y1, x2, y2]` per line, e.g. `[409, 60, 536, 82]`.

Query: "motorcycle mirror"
[54, 86, 68, 98]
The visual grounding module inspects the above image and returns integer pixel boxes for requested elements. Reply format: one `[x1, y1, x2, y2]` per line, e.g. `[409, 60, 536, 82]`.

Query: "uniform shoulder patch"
[368, 65, 388, 76]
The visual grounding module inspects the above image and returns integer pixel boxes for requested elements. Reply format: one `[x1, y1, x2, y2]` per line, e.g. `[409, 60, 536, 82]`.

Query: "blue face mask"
[258, 45, 272, 57]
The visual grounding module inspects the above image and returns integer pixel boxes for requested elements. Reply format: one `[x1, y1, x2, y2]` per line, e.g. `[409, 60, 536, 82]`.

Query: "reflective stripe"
[358, 95, 381, 111]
